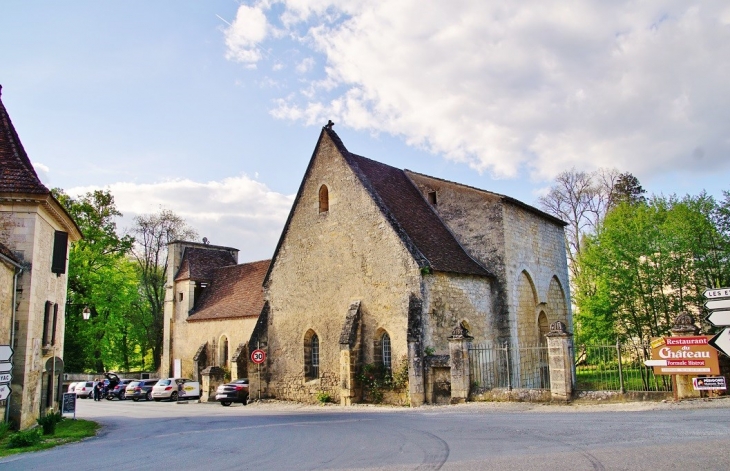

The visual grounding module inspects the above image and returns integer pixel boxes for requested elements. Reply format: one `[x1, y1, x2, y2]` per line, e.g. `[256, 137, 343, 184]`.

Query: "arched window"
[319, 185, 329, 213]
[311, 334, 320, 378]
[304, 329, 319, 380]
[381, 332, 391, 371]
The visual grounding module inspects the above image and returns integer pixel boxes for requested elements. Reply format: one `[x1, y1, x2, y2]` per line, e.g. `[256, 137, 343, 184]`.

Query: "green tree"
[574, 194, 730, 346]
[130, 209, 197, 370]
[55, 189, 138, 372]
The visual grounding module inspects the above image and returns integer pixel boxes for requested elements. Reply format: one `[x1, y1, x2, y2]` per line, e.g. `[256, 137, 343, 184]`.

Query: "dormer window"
[427, 191, 437, 205]
[319, 185, 329, 213]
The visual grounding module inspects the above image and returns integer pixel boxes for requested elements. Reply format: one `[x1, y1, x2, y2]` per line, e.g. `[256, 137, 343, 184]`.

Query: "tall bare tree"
[130, 209, 197, 370]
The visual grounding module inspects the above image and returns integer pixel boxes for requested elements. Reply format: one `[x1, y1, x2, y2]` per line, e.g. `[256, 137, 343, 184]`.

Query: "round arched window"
[319, 185, 329, 213]
[381, 332, 391, 370]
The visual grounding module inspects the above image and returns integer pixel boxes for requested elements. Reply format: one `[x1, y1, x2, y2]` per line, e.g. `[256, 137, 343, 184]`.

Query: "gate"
[469, 342, 549, 391]
[575, 342, 672, 392]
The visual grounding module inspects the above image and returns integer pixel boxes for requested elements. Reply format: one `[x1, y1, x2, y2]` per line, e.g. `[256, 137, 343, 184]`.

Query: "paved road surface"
[2, 398, 730, 470]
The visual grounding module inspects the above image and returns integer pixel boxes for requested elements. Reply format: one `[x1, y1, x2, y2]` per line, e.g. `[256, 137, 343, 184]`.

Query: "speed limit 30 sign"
[251, 349, 266, 364]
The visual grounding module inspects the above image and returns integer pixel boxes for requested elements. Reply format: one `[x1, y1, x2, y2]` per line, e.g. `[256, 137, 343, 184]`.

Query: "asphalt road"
[2, 398, 730, 470]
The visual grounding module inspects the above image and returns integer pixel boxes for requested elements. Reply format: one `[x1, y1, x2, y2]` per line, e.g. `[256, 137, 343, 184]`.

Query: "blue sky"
[1, 1, 729, 261]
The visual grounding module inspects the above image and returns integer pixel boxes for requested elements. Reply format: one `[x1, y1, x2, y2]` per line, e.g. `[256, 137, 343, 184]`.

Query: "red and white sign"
[647, 336, 720, 374]
[251, 349, 266, 364]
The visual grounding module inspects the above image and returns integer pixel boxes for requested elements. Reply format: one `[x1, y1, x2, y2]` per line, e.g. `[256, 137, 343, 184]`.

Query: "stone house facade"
[0, 86, 82, 428]
[249, 125, 571, 406]
[161, 240, 269, 384]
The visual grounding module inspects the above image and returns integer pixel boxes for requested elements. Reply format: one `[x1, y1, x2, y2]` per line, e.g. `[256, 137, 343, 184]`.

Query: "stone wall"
[168, 315, 258, 381]
[265, 132, 422, 404]
[421, 273, 494, 354]
[0, 201, 74, 429]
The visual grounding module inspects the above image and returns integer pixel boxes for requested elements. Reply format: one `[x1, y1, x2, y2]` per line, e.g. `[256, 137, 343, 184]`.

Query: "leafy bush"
[316, 391, 331, 404]
[37, 410, 63, 435]
[8, 428, 42, 448]
[0, 422, 10, 440]
[356, 357, 409, 403]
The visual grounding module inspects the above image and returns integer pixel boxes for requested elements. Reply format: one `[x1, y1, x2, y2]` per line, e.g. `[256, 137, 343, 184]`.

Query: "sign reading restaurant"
[647, 336, 720, 375]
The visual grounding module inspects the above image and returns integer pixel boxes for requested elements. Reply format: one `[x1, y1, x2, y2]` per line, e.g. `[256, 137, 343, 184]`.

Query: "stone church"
[164, 124, 571, 406]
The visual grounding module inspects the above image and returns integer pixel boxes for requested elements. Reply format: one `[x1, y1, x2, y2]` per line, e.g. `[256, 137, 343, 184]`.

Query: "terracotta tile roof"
[174, 247, 237, 282]
[187, 259, 270, 322]
[330, 129, 491, 277]
[0, 86, 50, 195]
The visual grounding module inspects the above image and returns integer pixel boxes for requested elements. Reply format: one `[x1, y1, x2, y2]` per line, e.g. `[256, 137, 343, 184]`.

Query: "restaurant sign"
[646, 336, 720, 375]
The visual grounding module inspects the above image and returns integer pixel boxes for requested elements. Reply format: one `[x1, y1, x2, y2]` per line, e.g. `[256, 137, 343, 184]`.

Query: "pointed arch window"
[304, 330, 320, 380]
[381, 332, 391, 371]
[319, 185, 329, 213]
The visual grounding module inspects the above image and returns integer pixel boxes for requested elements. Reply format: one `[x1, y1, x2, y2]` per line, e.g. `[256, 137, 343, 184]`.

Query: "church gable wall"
[502, 204, 571, 345]
[266, 134, 421, 403]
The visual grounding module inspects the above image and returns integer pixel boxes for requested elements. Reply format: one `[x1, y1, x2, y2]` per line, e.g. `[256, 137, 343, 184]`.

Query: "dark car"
[214, 378, 249, 406]
[124, 379, 159, 402]
[106, 378, 134, 400]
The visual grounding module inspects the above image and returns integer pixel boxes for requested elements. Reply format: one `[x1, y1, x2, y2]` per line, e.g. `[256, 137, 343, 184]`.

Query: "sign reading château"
[646, 336, 720, 375]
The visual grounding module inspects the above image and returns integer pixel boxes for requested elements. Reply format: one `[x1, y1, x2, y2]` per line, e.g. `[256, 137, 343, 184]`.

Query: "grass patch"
[576, 367, 673, 392]
[0, 419, 99, 457]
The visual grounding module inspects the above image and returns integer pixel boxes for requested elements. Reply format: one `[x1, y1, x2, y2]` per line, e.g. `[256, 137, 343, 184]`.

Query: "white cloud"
[228, 1, 730, 182]
[32, 161, 51, 185]
[223, 4, 270, 64]
[67, 175, 294, 262]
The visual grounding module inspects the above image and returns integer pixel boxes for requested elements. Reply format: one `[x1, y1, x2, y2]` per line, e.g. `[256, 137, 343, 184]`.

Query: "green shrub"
[37, 410, 63, 435]
[8, 428, 42, 448]
[316, 391, 331, 404]
[0, 422, 10, 440]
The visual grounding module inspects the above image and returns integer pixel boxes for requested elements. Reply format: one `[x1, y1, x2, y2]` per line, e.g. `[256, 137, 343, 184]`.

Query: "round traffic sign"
[251, 349, 266, 364]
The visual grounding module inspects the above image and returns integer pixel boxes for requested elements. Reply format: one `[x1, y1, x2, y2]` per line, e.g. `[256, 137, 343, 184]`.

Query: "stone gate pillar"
[546, 321, 574, 402]
[200, 366, 225, 402]
[671, 312, 701, 400]
[448, 324, 473, 404]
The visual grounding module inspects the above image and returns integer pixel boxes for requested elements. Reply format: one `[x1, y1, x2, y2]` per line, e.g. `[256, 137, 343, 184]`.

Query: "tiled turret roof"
[0, 85, 50, 195]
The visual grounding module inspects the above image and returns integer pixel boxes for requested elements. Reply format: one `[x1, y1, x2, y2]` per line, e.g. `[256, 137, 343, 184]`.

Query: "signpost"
[704, 287, 730, 358]
[0, 384, 11, 401]
[251, 348, 266, 401]
[645, 336, 720, 374]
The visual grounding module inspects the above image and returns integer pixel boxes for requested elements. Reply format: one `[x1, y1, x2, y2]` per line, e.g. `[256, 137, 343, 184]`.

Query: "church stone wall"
[404, 173, 511, 343]
[168, 315, 258, 380]
[265, 133, 421, 404]
[502, 203, 571, 347]
[421, 273, 494, 354]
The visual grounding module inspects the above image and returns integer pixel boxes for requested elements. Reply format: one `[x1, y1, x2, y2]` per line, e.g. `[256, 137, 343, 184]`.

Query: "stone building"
[161, 240, 270, 384]
[0, 86, 82, 428]
[249, 125, 571, 406]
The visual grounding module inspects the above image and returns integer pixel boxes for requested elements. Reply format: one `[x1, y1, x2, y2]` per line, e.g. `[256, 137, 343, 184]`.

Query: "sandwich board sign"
[62, 392, 76, 419]
[645, 336, 720, 375]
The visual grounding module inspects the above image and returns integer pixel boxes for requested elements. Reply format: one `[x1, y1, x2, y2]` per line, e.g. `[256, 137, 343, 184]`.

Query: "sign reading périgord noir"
[645, 336, 720, 375]
[692, 376, 727, 391]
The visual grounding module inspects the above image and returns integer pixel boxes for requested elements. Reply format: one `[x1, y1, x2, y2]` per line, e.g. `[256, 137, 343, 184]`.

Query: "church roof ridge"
[0, 85, 50, 195]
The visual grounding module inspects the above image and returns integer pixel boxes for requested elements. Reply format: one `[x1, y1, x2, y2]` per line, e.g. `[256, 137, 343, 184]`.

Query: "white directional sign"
[709, 328, 730, 358]
[704, 287, 730, 299]
[0, 384, 10, 401]
[705, 299, 730, 311]
[0, 373, 10, 383]
[707, 310, 730, 327]
[0, 346, 13, 362]
[0, 363, 11, 374]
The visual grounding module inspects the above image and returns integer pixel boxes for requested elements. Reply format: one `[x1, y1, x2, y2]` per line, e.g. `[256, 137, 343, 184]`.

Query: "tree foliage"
[574, 193, 730, 346]
[54, 189, 146, 372]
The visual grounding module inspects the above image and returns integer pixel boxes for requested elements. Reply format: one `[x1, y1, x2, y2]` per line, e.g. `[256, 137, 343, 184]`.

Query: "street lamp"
[82, 306, 91, 321]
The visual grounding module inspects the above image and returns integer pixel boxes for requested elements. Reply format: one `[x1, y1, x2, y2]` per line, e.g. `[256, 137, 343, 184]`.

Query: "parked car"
[215, 379, 249, 406]
[125, 379, 159, 402]
[152, 378, 200, 402]
[74, 381, 97, 399]
[107, 378, 134, 400]
[67, 382, 78, 393]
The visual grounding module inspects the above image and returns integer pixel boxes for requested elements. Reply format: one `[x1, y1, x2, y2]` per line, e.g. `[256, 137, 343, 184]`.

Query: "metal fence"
[574, 342, 672, 392]
[469, 342, 549, 390]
